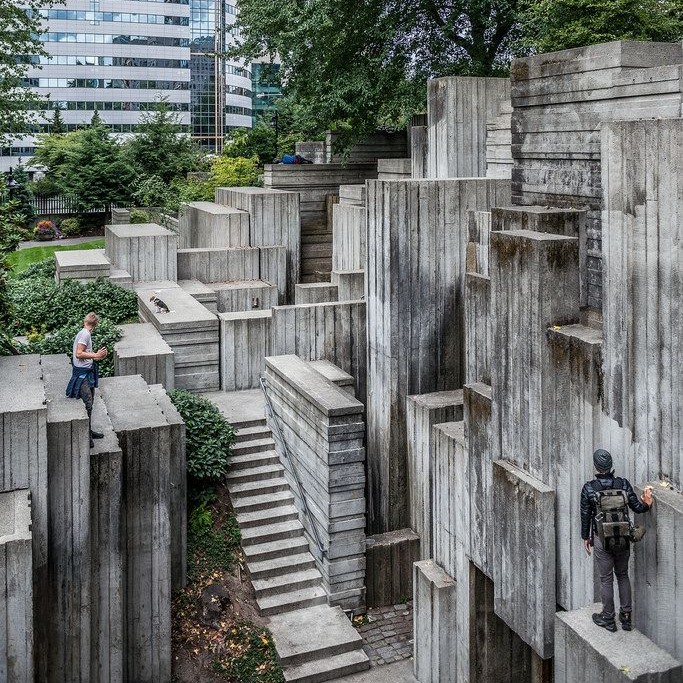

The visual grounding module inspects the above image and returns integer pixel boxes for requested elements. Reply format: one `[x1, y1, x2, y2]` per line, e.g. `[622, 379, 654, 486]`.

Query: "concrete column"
[0, 489, 33, 683]
[410, 126, 428, 179]
[366, 178, 511, 533]
[219, 310, 272, 391]
[332, 202, 366, 272]
[406, 391, 463, 558]
[114, 323, 175, 391]
[602, 118, 683, 489]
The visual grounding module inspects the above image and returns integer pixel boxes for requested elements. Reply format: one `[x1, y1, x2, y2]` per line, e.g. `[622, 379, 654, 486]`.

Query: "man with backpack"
[581, 449, 654, 632]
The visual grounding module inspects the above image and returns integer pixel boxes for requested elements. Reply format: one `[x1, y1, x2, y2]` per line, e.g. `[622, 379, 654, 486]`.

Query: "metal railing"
[259, 375, 326, 561]
[32, 194, 120, 215]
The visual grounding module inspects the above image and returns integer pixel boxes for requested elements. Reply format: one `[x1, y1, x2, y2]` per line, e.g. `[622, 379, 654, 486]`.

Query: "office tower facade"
[1, 1, 192, 173]
[189, 0, 252, 152]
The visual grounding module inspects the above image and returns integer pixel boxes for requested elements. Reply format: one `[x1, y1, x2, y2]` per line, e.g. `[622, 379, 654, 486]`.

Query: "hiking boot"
[592, 612, 617, 632]
[619, 611, 632, 631]
[91, 430, 104, 439]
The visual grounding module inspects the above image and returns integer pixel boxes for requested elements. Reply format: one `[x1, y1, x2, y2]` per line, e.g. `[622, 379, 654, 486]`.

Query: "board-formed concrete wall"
[178, 201, 250, 250]
[105, 223, 177, 283]
[427, 76, 511, 179]
[114, 323, 175, 390]
[411, 125, 428, 179]
[294, 283, 339, 305]
[335, 270, 364, 302]
[264, 355, 366, 610]
[406, 391, 463, 558]
[213, 280, 278, 313]
[331, 202, 366, 273]
[485, 100, 512, 179]
[220, 310, 272, 391]
[510, 40, 683, 309]
[601, 118, 683, 489]
[0, 489, 33, 683]
[366, 177, 510, 533]
[177, 246, 260, 284]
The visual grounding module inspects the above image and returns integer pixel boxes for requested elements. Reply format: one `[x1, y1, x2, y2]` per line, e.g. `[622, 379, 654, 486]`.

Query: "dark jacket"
[580, 473, 650, 540]
[65, 362, 99, 398]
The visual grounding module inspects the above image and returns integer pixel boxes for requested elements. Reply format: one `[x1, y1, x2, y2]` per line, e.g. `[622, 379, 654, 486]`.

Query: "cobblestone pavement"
[354, 602, 413, 666]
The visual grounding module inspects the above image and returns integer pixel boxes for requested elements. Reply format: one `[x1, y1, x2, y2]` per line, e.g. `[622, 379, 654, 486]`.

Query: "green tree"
[11, 164, 36, 222]
[517, 0, 682, 54]
[231, 0, 521, 147]
[0, 0, 63, 141]
[59, 113, 136, 212]
[225, 120, 278, 166]
[125, 100, 204, 187]
[210, 156, 261, 188]
[0, 201, 27, 354]
[49, 107, 66, 134]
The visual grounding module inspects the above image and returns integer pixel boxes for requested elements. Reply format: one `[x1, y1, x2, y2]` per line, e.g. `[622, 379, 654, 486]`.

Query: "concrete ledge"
[295, 282, 339, 305]
[114, 323, 175, 390]
[309, 360, 355, 396]
[178, 201, 249, 249]
[178, 279, 218, 313]
[366, 529, 420, 608]
[555, 604, 682, 682]
[212, 280, 278, 313]
[55, 248, 110, 283]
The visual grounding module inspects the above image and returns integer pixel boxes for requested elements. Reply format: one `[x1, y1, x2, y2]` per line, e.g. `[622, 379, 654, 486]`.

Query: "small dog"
[150, 295, 171, 313]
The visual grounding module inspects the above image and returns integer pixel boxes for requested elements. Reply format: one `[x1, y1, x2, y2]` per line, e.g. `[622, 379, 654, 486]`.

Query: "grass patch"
[8, 239, 105, 275]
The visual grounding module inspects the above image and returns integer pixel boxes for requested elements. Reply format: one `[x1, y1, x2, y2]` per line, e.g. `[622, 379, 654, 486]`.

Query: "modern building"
[189, 0, 252, 152]
[1, 1, 193, 173]
[251, 58, 281, 125]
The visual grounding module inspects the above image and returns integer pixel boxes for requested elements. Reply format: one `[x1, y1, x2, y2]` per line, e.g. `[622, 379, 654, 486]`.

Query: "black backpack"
[591, 479, 631, 551]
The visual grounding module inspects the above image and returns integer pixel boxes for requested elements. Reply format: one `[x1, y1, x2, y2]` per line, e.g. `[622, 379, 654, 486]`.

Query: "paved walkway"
[205, 389, 265, 425]
[333, 659, 415, 682]
[18, 235, 103, 250]
[356, 602, 413, 667]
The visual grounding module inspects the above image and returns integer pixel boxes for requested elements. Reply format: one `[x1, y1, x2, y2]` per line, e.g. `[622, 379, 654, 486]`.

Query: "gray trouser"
[594, 535, 631, 617]
[78, 381, 94, 432]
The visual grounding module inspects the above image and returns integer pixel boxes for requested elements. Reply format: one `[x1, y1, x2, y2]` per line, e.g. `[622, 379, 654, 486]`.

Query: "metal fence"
[32, 194, 117, 215]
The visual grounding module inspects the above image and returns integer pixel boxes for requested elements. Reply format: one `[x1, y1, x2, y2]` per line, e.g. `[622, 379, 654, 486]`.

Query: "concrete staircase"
[226, 415, 370, 682]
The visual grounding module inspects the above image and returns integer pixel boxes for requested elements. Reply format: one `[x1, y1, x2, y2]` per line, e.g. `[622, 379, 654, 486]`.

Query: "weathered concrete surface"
[410, 125, 428, 179]
[177, 246, 260, 284]
[427, 76, 511, 179]
[493, 460, 555, 659]
[602, 118, 683, 489]
[366, 178, 510, 533]
[510, 40, 683, 308]
[259, 244, 288, 305]
[295, 282, 339, 305]
[334, 269, 365, 302]
[486, 100, 512, 179]
[332, 201, 366, 273]
[413, 560, 457, 683]
[178, 201, 249, 249]
[405, 391, 463, 558]
[178, 279, 218, 313]
[309, 359, 355, 396]
[633, 484, 683, 663]
[555, 604, 683, 683]
[0, 489, 33, 683]
[377, 158, 412, 180]
[55, 248, 111, 283]
[41, 354, 91, 683]
[295, 141, 326, 164]
[365, 529, 420, 608]
[212, 279, 278, 313]
[114, 323, 175, 390]
[215, 186, 300, 302]
[265, 355, 366, 610]
[219, 310, 272, 391]
[327, 130, 408, 164]
[105, 223, 177, 283]
[464, 273, 491, 385]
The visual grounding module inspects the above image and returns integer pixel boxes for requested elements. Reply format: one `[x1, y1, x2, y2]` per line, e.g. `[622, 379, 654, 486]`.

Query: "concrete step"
[282, 649, 370, 682]
[248, 552, 317, 580]
[243, 536, 311, 562]
[252, 568, 322, 598]
[232, 437, 277, 456]
[230, 450, 280, 471]
[269, 605, 365, 668]
[226, 463, 284, 485]
[241, 519, 304, 547]
[232, 417, 267, 432]
[235, 424, 272, 443]
[236, 505, 300, 529]
[232, 490, 295, 513]
[228, 477, 290, 498]
[257, 585, 327, 617]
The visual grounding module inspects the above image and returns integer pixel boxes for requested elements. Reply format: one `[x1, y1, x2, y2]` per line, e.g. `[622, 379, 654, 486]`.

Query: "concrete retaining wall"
[377, 158, 412, 180]
[486, 100, 512, 179]
[177, 246, 260, 284]
[334, 270, 364, 301]
[366, 177, 510, 533]
[114, 323, 175, 390]
[219, 310, 272, 391]
[294, 283, 338, 305]
[213, 280, 278, 313]
[264, 355, 366, 610]
[332, 202, 366, 273]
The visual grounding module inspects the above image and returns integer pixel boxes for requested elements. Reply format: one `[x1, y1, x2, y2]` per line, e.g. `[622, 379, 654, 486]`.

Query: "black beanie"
[593, 449, 613, 473]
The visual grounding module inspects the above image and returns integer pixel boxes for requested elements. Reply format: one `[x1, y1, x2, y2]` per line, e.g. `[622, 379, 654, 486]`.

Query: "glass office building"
[2, 1, 192, 173]
[190, 0, 252, 152]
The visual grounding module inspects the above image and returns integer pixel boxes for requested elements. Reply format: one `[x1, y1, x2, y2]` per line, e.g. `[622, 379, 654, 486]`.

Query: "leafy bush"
[168, 389, 236, 483]
[26, 317, 121, 377]
[15, 258, 56, 280]
[129, 208, 151, 224]
[34, 220, 56, 241]
[210, 155, 260, 188]
[9, 276, 137, 334]
[59, 217, 81, 236]
[132, 174, 171, 209]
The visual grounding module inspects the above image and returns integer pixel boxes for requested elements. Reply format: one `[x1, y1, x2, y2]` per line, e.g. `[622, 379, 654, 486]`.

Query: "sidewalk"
[334, 660, 415, 682]
[17, 235, 103, 250]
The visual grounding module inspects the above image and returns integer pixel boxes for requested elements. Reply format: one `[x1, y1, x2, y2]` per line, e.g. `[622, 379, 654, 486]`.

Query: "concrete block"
[338, 184, 365, 206]
[485, 100, 512, 179]
[177, 246, 259, 284]
[258, 245, 288, 304]
[109, 268, 133, 290]
[332, 202, 366, 272]
[54, 248, 111, 283]
[295, 282, 339, 305]
[178, 201, 249, 249]
[602, 119, 683, 488]
[413, 560, 457, 683]
[365, 529, 420, 608]
[105, 223, 177, 283]
[178, 279, 218, 313]
[555, 604, 682, 683]
[366, 177, 511, 532]
[114, 323, 175, 390]
[0, 489, 33, 683]
[633, 484, 683, 662]
[212, 280, 278, 313]
[327, 130, 408, 164]
[493, 460, 555, 659]
[465, 273, 491, 385]
[377, 158, 412, 180]
[309, 359, 355, 396]
[334, 269, 364, 301]
[411, 125, 428, 179]
[406, 391, 463, 558]
[427, 76, 511, 179]
[41, 354, 91, 683]
[295, 141, 326, 164]
[219, 310, 272, 391]
[215, 186, 300, 301]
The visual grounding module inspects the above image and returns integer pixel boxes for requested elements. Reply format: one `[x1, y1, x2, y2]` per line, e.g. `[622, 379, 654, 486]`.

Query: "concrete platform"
[205, 389, 266, 427]
[54, 248, 110, 283]
[334, 660, 416, 683]
[114, 322, 175, 390]
[178, 279, 218, 313]
[178, 200, 250, 249]
[555, 604, 683, 682]
[212, 279, 278, 312]
[310, 359, 355, 395]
